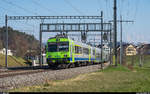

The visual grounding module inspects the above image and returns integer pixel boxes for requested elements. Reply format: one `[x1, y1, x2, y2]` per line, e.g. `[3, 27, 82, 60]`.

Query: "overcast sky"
[0, 0, 149, 44]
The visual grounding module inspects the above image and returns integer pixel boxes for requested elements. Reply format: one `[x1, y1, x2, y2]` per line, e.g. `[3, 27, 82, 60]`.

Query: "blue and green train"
[46, 34, 109, 68]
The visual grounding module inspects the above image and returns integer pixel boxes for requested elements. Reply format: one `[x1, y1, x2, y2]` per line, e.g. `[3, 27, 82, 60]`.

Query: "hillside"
[0, 26, 40, 57]
[0, 54, 29, 67]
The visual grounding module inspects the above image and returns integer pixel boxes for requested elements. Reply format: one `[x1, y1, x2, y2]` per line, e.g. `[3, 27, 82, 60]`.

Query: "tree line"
[0, 26, 40, 57]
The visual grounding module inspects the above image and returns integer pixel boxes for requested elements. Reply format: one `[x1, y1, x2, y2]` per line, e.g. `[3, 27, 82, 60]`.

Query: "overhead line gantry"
[5, 13, 112, 68]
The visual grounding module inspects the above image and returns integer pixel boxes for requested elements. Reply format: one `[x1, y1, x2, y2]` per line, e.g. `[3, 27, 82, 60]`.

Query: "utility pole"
[120, 15, 123, 65]
[114, 0, 117, 66]
[5, 15, 8, 68]
[110, 28, 112, 65]
[39, 24, 42, 67]
[109, 18, 134, 65]
[39, 19, 44, 68]
[119, 15, 134, 65]
[101, 11, 103, 69]
[113, 0, 134, 66]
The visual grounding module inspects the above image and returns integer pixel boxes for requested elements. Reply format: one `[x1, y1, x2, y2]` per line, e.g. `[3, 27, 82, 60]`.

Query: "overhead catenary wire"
[122, 0, 137, 33]
[0, 6, 23, 26]
[108, 0, 113, 19]
[118, 0, 122, 16]
[0, 6, 22, 15]
[31, 0, 60, 15]
[2, 0, 40, 16]
[133, 0, 139, 20]
[1, 0, 39, 36]
[126, 0, 130, 20]
[105, 0, 109, 19]
[125, 0, 139, 41]
[64, 0, 85, 15]
[97, 0, 102, 11]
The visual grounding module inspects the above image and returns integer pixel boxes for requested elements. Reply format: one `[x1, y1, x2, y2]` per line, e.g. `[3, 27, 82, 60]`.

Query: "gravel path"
[0, 62, 110, 91]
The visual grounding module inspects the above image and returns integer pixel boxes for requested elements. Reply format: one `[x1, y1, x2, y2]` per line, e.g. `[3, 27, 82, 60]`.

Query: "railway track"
[0, 69, 48, 78]
[0, 65, 54, 79]
[0, 62, 110, 91]
[0, 62, 108, 79]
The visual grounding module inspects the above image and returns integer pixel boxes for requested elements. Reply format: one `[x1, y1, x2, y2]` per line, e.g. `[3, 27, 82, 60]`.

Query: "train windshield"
[48, 43, 57, 52]
[48, 42, 69, 52]
[58, 42, 69, 52]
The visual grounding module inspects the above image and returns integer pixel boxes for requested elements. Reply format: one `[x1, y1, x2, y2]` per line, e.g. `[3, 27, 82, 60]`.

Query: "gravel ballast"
[0, 63, 109, 91]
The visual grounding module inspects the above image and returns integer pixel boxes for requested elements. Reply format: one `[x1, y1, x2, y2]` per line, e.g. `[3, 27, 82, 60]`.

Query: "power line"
[31, 0, 60, 15]
[126, 0, 130, 19]
[106, 0, 113, 19]
[0, 2, 36, 27]
[2, 0, 39, 16]
[122, 0, 138, 32]
[105, 0, 109, 18]
[0, 6, 22, 26]
[64, 0, 85, 15]
[118, 0, 122, 16]
[97, 0, 102, 11]
[133, 0, 139, 20]
[108, 0, 113, 18]
[0, 6, 22, 15]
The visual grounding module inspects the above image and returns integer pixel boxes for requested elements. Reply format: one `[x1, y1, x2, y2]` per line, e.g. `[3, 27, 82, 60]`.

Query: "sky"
[0, 0, 150, 44]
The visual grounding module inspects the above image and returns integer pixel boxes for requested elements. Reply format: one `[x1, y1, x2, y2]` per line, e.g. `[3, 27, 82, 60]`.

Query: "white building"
[0, 48, 13, 56]
[103, 44, 110, 52]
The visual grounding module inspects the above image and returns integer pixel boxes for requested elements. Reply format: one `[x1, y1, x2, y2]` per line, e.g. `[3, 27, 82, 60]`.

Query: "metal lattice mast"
[5, 15, 103, 68]
[114, 0, 117, 66]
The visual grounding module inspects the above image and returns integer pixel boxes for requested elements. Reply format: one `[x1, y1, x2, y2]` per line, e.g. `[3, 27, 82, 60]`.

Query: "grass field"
[10, 55, 150, 92]
[0, 54, 29, 67]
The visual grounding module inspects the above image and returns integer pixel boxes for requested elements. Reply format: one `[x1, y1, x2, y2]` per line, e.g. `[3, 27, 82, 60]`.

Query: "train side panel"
[73, 41, 90, 62]
[46, 36, 109, 67]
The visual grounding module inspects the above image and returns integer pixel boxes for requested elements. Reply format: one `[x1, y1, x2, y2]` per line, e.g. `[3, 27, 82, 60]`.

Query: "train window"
[48, 42, 69, 52]
[48, 43, 57, 52]
[58, 42, 69, 52]
[80, 47, 82, 54]
[75, 46, 82, 54]
[75, 46, 78, 53]
[93, 49, 95, 55]
[83, 48, 89, 54]
[96, 53, 101, 58]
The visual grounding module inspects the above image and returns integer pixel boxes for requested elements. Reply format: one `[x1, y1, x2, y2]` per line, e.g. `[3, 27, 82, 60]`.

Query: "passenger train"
[46, 34, 109, 68]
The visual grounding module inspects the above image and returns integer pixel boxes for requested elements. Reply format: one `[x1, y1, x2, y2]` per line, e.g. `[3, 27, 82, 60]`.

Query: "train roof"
[48, 34, 68, 39]
[48, 34, 101, 49]
[70, 39, 101, 50]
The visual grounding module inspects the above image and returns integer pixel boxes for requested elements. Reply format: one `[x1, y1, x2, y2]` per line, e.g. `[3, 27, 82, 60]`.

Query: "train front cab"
[46, 38, 71, 67]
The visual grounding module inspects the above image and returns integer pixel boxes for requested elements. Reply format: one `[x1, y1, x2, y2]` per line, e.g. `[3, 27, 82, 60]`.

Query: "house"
[0, 48, 13, 56]
[125, 44, 137, 56]
[138, 44, 150, 55]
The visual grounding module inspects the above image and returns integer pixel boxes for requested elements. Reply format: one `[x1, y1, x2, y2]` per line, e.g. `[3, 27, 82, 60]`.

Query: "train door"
[70, 42, 75, 62]
[89, 47, 91, 62]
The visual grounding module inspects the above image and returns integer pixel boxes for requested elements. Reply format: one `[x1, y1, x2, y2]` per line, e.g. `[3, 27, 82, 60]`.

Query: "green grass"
[9, 55, 150, 92]
[0, 54, 29, 67]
